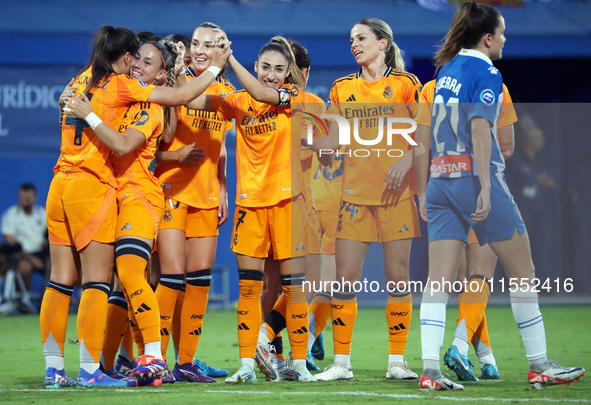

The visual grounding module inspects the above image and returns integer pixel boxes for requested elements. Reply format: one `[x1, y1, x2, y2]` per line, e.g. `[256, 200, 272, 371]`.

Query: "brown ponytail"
[79, 26, 140, 93]
[258, 36, 305, 89]
[435, 1, 502, 69]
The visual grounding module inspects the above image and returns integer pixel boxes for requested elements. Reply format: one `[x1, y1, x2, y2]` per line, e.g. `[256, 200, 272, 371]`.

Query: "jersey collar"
[458, 49, 493, 66]
[356, 66, 393, 79]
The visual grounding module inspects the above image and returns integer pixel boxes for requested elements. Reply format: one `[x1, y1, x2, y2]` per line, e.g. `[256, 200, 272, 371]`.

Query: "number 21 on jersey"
[431, 94, 466, 154]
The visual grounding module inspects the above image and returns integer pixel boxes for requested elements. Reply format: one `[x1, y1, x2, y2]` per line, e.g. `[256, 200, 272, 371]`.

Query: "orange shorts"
[47, 171, 117, 251]
[117, 197, 164, 241]
[293, 196, 322, 256]
[159, 198, 219, 238]
[231, 196, 316, 260]
[467, 228, 479, 246]
[317, 209, 338, 255]
[337, 198, 420, 243]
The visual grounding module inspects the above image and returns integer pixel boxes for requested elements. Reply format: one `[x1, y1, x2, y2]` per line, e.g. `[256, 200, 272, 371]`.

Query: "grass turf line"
[0, 306, 589, 404]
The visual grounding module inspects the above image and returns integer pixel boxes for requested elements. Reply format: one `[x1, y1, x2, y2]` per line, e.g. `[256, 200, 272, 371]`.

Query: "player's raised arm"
[148, 35, 232, 106]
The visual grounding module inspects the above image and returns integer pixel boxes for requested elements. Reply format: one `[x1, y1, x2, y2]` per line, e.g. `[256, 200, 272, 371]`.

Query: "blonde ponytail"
[357, 18, 406, 71]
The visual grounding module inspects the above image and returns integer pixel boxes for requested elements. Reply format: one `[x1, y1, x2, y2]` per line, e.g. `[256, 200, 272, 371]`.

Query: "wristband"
[206, 66, 221, 77]
[85, 112, 103, 130]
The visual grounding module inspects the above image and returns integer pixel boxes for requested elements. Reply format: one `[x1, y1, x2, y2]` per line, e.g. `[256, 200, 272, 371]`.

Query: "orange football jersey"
[156, 75, 235, 209]
[111, 101, 164, 209]
[328, 68, 422, 205]
[292, 91, 327, 204]
[56, 68, 155, 186]
[209, 84, 305, 208]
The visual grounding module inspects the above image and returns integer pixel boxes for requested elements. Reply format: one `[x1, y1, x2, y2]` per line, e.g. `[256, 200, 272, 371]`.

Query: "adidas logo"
[248, 106, 253, 112]
[332, 318, 346, 326]
[189, 327, 202, 336]
[398, 224, 410, 233]
[160, 328, 169, 336]
[390, 322, 406, 331]
[292, 326, 308, 334]
[121, 222, 132, 230]
[346, 94, 356, 102]
[238, 323, 250, 331]
[295, 243, 305, 251]
[135, 303, 152, 314]
[129, 320, 136, 327]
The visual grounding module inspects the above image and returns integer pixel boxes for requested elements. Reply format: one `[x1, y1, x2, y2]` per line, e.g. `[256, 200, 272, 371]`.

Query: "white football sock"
[334, 354, 350, 367]
[388, 354, 404, 366]
[510, 286, 547, 367]
[473, 335, 496, 368]
[307, 310, 317, 350]
[240, 357, 255, 369]
[452, 318, 470, 356]
[420, 288, 449, 373]
[144, 341, 162, 359]
[45, 355, 65, 371]
[259, 322, 271, 345]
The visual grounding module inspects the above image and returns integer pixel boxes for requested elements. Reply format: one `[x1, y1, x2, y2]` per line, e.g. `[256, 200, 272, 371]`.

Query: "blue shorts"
[426, 173, 526, 245]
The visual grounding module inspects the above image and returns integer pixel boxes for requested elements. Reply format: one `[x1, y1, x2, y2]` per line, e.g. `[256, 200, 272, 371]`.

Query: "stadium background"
[1, 0, 590, 304]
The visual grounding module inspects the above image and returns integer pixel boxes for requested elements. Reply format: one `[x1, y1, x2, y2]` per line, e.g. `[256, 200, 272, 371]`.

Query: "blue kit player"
[417, 1, 585, 392]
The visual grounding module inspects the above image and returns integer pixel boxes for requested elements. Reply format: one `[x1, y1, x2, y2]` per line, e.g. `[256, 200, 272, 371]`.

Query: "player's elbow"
[502, 148, 514, 159]
[113, 148, 130, 157]
[112, 143, 135, 157]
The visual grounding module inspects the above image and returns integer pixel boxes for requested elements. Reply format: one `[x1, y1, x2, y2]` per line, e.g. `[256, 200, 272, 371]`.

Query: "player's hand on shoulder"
[59, 78, 76, 107]
[64, 93, 92, 120]
[176, 142, 206, 165]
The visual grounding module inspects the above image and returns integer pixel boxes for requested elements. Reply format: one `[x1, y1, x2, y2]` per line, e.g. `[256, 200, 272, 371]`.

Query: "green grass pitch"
[1, 305, 589, 404]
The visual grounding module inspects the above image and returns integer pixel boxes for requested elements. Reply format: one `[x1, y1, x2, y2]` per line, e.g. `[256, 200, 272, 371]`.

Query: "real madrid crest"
[279, 90, 290, 103]
[163, 210, 172, 222]
[383, 86, 392, 99]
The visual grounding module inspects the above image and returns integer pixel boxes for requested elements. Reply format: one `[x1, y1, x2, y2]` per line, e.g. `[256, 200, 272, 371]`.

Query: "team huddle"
[39, 1, 585, 392]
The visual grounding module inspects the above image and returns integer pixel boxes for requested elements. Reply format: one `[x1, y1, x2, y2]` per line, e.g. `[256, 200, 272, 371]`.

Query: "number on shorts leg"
[345, 203, 359, 220]
[235, 209, 247, 232]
